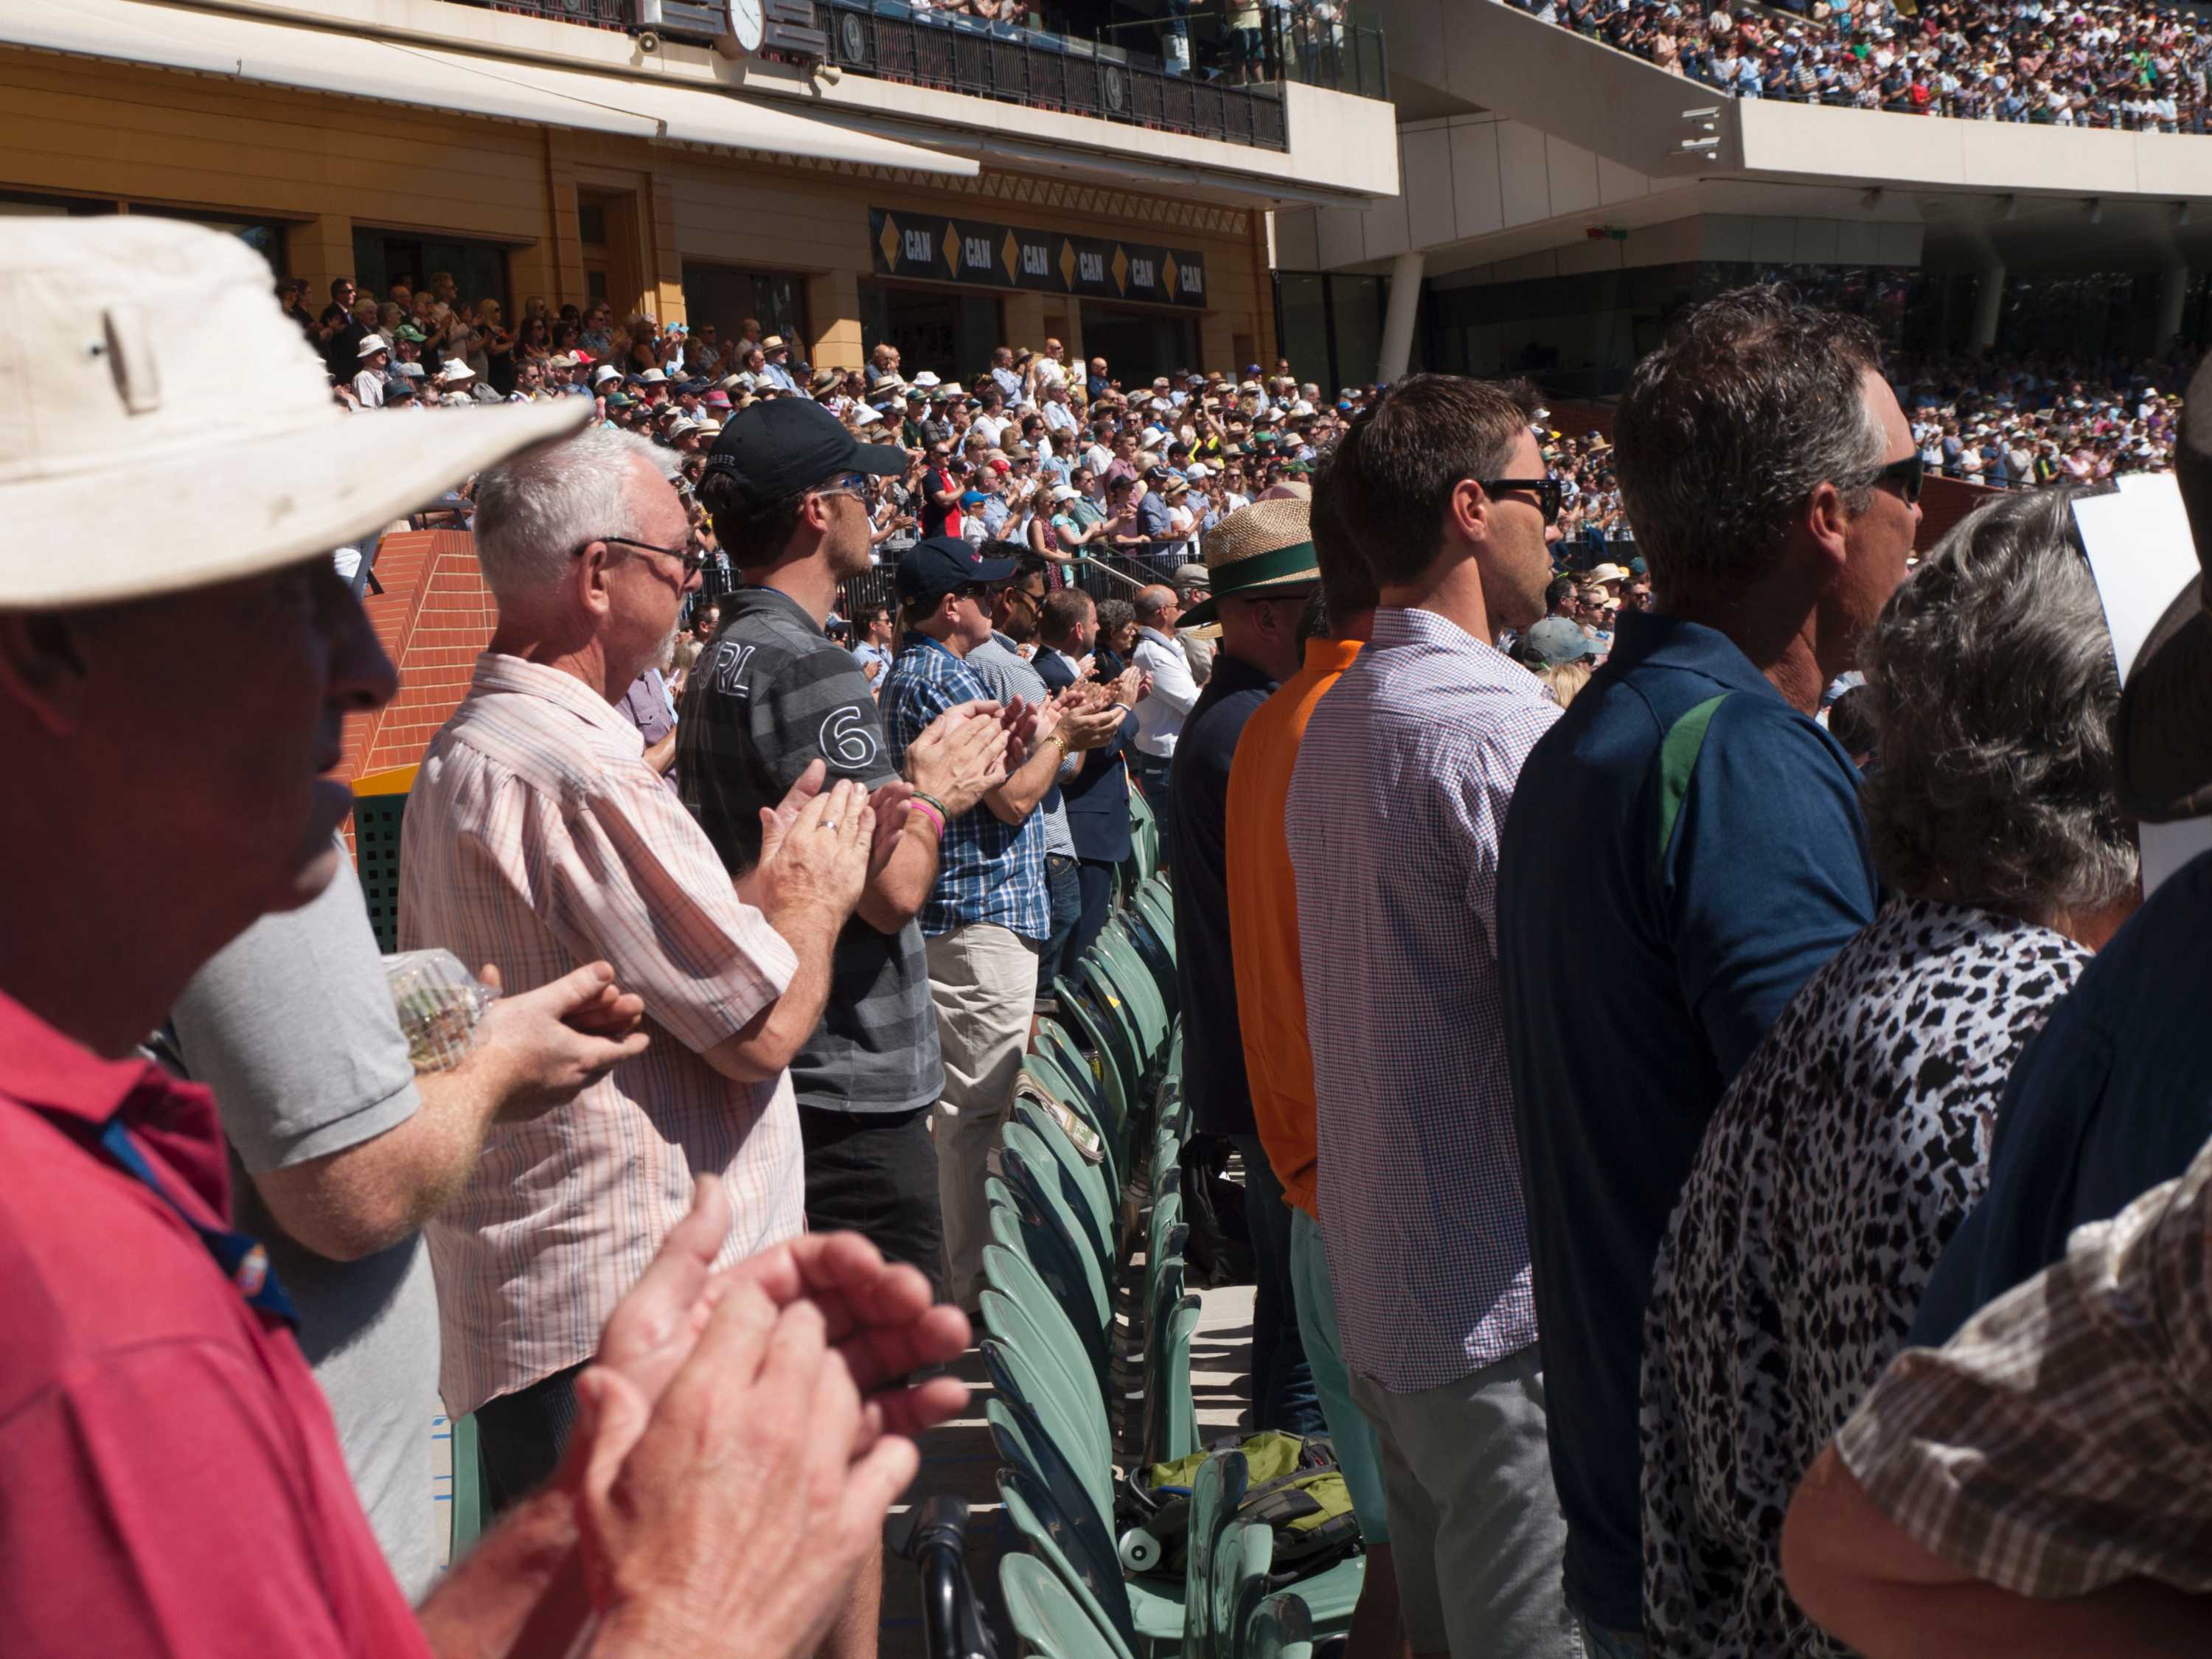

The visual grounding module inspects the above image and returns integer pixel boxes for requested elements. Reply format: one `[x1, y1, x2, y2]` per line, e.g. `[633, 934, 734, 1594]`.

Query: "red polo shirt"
[0, 990, 431, 1658]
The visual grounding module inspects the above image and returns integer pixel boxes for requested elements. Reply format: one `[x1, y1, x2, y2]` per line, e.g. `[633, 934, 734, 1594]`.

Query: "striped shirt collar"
[470, 651, 643, 751]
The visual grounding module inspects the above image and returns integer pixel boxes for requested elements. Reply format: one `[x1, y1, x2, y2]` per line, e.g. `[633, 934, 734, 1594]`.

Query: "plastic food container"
[384, 949, 495, 1073]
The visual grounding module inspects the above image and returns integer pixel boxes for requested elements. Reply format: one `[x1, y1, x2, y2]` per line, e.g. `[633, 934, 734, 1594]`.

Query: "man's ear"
[574, 540, 618, 619]
[0, 610, 98, 739]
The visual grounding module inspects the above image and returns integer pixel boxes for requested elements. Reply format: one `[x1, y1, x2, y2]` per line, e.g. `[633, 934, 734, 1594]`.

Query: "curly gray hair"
[1860, 487, 2136, 918]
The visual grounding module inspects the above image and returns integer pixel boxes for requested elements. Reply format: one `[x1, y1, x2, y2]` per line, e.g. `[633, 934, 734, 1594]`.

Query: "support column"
[1969, 257, 2005, 352]
[1377, 248, 1425, 384]
[2156, 262, 2191, 355]
[290, 214, 357, 307]
[807, 268, 863, 370]
[1002, 291, 1048, 355]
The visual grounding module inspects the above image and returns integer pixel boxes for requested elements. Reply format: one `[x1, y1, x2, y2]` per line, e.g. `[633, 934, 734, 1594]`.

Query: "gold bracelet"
[1041, 731, 1070, 758]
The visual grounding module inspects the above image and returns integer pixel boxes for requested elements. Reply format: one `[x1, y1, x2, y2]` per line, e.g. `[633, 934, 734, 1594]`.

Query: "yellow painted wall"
[0, 49, 1272, 369]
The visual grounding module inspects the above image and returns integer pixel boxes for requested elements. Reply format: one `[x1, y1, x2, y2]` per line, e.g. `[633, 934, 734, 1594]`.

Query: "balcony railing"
[459, 0, 1386, 147]
[818, 0, 1313, 148]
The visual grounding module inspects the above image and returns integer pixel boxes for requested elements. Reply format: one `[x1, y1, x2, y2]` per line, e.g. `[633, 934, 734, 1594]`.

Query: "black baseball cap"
[894, 535, 1018, 605]
[703, 397, 905, 511]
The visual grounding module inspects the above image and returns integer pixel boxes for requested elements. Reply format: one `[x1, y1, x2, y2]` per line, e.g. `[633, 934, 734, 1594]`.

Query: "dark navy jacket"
[1911, 849, 2212, 1346]
[1038, 647, 1139, 865]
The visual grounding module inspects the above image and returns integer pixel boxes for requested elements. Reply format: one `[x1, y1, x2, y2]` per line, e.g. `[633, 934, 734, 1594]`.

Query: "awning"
[0, 0, 975, 173]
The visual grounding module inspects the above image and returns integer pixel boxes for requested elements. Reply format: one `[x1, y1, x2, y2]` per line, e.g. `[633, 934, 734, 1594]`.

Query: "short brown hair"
[1039, 588, 1095, 650]
[1331, 375, 1535, 589]
[1613, 285, 1885, 608]
[1310, 441, 1379, 627]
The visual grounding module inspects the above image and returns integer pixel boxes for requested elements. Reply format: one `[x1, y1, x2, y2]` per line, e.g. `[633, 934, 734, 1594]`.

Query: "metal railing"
[819, 0, 1301, 147]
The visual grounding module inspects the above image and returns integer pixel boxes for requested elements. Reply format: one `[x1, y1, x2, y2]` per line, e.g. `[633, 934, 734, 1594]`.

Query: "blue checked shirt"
[880, 633, 1051, 941]
[1286, 606, 1561, 1391]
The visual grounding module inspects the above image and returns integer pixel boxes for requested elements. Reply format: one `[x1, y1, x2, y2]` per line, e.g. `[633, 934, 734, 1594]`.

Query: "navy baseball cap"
[895, 535, 1018, 605]
[703, 397, 905, 511]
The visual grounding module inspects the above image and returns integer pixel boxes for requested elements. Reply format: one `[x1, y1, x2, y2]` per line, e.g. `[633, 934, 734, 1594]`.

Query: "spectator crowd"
[15, 212, 2212, 1659]
[1520, 0, 2211, 129]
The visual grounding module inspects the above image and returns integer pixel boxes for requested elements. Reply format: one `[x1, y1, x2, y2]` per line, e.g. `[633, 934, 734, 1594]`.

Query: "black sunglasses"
[1479, 477, 1565, 525]
[1871, 452, 1924, 506]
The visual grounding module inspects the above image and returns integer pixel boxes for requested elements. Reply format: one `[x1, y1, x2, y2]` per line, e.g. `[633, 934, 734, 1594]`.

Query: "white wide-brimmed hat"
[357, 334, 390, 359]
[1, 218, 585, 610]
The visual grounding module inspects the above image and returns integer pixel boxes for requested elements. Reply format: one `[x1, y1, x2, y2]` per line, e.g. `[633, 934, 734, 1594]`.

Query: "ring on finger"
[821, 819, 840, 832]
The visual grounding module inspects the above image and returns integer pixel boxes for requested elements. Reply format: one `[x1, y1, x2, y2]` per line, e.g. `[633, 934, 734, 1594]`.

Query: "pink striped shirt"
[399, 653, 803, 1417]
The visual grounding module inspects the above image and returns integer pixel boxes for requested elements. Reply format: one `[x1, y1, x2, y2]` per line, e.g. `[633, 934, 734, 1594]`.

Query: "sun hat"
[356, 334, 390, 359]
[1178, 497, 1321, 628]
[438, 358, 476, 383]
[1523, 616, 1601, 667]
[592, 364, 622, 386]
[0, 218, 584, 611]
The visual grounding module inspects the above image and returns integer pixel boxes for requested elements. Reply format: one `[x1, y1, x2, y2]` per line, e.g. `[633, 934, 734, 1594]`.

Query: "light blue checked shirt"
[1287, 606, 1561, 1391]
[880, 632, 1051, 942]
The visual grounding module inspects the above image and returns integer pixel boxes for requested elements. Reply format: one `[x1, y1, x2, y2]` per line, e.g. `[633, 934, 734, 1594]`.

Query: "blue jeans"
[1231, 1135, 1321, 1435]
[1039, 855, 1082, 995]
[1134, 751, 1174, 867]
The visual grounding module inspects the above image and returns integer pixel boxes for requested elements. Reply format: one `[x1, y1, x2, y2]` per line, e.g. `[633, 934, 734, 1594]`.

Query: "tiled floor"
[877, 1284, 1256, 1659]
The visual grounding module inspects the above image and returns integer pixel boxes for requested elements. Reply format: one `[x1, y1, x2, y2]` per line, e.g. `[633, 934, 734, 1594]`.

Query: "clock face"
[727, 0, 765, 52]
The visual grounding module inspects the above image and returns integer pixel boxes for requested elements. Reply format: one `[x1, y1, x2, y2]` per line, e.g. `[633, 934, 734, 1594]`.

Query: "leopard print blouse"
[1638, 898, 2088, 1658]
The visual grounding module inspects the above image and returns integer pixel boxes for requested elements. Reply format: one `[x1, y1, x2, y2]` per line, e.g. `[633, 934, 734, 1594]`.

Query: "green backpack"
[1116, 1431, 1363, 1583]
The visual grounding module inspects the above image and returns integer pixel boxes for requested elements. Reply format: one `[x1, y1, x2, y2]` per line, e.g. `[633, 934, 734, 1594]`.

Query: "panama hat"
[2114, 352, 2212, 821]
[0, 218, 585, 610]
[1178, 496, 1320, 628]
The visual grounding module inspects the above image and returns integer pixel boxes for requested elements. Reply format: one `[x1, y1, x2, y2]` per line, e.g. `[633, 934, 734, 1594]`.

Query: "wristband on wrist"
[910, 793, 948, 839]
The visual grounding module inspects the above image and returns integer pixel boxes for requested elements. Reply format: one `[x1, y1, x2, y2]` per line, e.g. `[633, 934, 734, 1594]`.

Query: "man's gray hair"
[472, 427, 681, 603]
[1613, 286, 1889, 607]
[1860, 486, 2136, 917]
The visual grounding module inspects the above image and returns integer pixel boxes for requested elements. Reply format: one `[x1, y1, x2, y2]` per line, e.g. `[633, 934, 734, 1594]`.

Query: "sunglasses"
[1478, 477, 1566, 524]
[580, 535, 706, 576]
[1871, 451, 1925, 505]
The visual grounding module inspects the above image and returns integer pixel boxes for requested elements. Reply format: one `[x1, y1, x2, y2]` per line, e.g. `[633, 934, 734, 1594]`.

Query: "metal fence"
[819, 0, 1301, 147]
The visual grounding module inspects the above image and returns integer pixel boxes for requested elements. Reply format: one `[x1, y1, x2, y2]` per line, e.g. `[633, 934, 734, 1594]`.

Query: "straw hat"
[1178, 496, 1320, 627]
[0, 218, 585, 610]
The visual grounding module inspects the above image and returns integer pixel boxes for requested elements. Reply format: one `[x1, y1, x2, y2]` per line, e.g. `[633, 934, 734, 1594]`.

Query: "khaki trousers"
[923, 923, 1040, 1309]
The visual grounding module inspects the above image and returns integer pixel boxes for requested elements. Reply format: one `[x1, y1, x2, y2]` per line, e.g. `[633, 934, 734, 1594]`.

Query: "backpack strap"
[1656, 693, 1733, 872]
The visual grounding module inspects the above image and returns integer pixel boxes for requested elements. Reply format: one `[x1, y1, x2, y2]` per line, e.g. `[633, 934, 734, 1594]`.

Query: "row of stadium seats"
[982, 858, 1367, 1659]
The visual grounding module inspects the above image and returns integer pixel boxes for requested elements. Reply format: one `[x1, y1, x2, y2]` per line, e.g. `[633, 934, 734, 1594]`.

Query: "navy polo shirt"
[1496, 610, 1877, 1632]
[1910, 848, 2212, 1347]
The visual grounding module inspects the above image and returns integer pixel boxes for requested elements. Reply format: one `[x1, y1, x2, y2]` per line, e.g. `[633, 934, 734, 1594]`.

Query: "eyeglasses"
[577, 536, 706, 576]
[812, 472, 872, 505]
[1871, 452, 1925, 506]
[1478, 478, 1565, 524]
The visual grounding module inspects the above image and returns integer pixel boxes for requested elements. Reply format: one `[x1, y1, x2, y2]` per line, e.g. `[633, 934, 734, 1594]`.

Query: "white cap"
[0, 217, 585, 609]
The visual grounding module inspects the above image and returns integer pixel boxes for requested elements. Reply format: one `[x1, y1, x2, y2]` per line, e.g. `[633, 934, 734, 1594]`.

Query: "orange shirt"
[1225, 636, 1362, 1220]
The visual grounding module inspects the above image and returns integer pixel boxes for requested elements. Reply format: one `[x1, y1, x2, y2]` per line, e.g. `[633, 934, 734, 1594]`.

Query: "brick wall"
[342, 530, 495, 787]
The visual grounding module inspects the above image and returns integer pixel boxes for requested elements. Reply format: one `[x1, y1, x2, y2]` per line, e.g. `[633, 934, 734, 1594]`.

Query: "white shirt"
[1131, 626, 1200, 758]
[353, 369, 386, 409]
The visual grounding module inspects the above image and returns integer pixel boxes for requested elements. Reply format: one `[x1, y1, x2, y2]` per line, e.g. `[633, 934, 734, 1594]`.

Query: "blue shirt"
[1288, 608, 1562, 1389]
[1496, 610, 1877, 1631]
[1910, 849, 2212, 1347]
[879, 633, 1051, 940]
